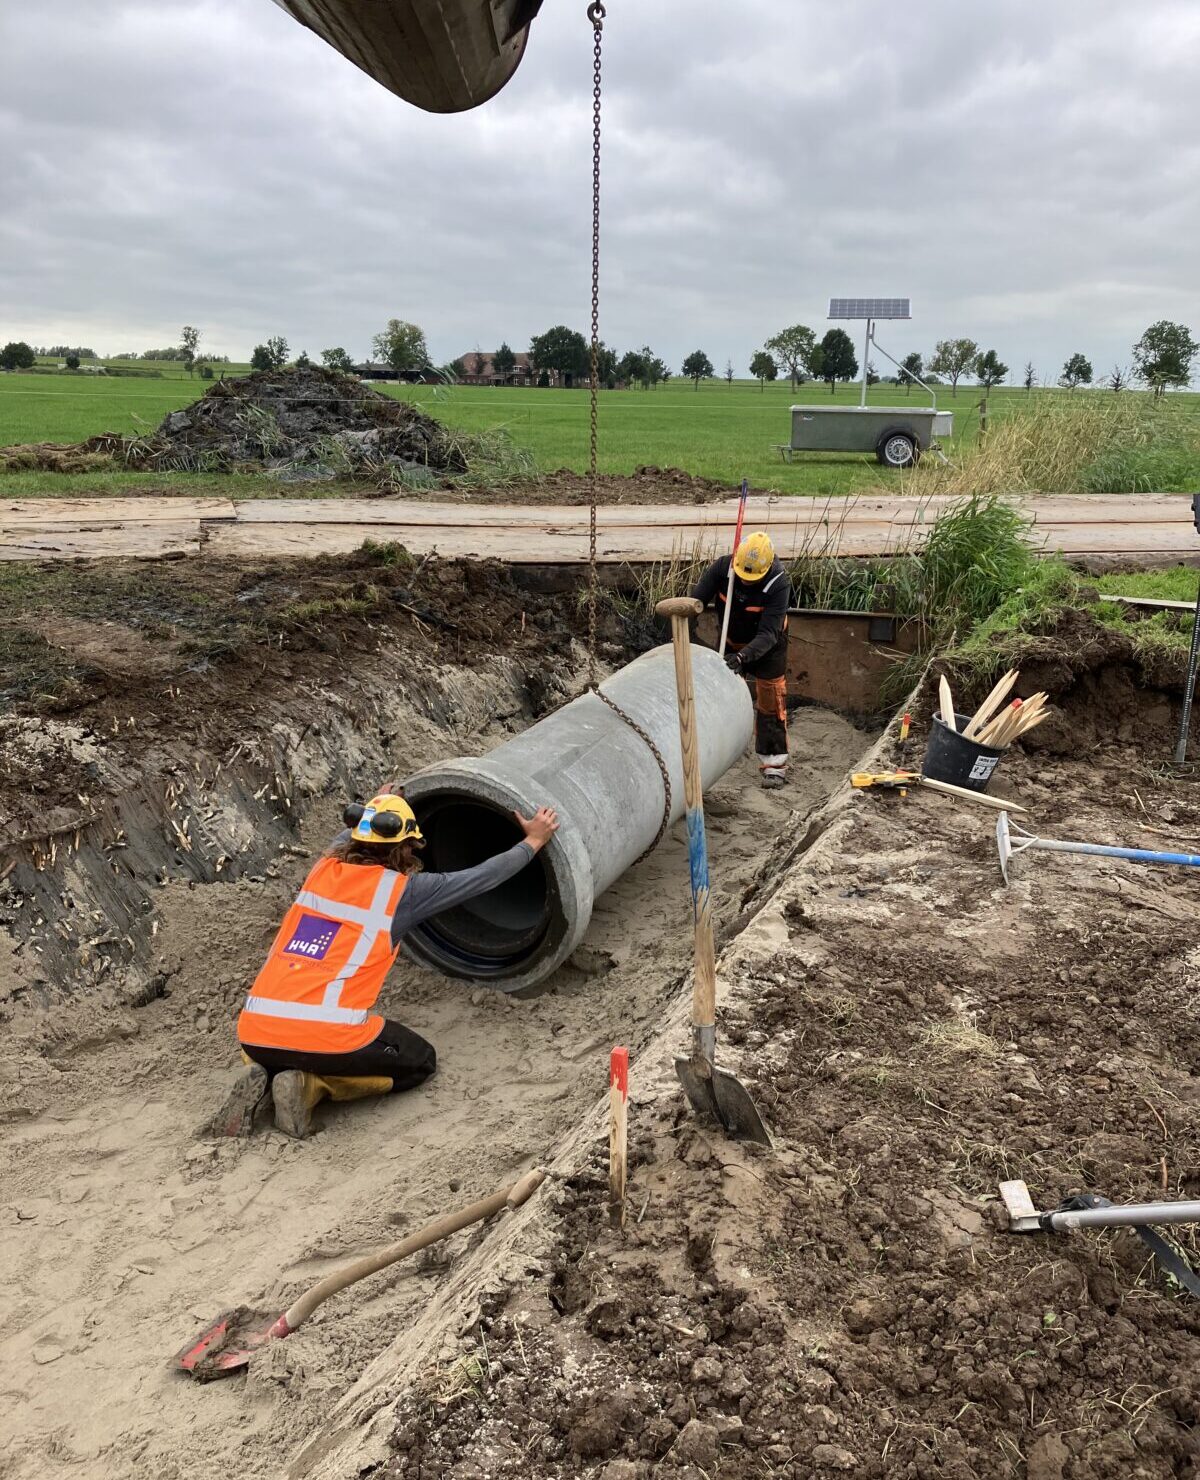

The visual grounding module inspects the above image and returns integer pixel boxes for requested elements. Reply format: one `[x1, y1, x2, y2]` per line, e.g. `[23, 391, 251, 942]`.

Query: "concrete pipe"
[402, 644, 753, 992]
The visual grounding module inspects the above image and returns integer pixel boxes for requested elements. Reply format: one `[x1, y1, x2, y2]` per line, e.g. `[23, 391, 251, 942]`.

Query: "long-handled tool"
[852, 770, 1027, 814]
[717, 478, 750, 659]
[175, 1168, 545, 1380]
[996, 810, 1200, 885]
[1000, 1180, 1200, 1297]
[657, 596, 770, 1146]
[1174, 496, 1200, 764]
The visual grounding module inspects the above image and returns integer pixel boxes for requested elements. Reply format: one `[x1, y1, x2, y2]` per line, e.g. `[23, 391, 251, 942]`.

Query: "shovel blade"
[675, 1056, 771, 1147]
[174, 1306, 287, 1381]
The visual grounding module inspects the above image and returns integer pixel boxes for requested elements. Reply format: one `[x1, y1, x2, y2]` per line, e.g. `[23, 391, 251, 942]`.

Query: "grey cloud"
[1, 0, 1198, 379]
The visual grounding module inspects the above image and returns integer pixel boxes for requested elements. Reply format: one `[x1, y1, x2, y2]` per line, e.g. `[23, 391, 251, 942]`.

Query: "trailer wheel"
[876, 429, 920, 469]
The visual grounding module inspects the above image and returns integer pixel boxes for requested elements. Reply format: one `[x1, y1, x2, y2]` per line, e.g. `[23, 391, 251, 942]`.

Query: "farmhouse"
[455, 350, 544, 387]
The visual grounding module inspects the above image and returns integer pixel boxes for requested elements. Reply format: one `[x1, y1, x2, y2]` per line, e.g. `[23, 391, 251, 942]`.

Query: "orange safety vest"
[238, 857, 408, 1055]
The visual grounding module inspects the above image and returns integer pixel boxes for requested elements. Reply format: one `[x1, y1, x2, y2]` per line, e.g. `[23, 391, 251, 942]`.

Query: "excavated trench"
[0, 610, 872, 1480]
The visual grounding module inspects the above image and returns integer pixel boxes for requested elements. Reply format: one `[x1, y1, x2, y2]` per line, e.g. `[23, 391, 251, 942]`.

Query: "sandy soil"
[0, 701, 866, 1479]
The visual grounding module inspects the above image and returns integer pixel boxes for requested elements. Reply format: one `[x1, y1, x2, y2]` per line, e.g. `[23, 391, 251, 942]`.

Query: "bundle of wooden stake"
[938, 670, 1052, 749]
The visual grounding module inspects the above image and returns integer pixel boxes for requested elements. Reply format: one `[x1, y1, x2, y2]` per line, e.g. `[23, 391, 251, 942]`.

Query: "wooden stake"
[963, 669, 1019, 739]
[609, 1046, 629, 1228]
[938, 675, 956, 731]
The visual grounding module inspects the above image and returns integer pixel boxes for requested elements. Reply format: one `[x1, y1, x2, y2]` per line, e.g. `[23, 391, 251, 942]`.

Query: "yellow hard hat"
[344, 794, 424, 845]
[732, 531, 775, 583]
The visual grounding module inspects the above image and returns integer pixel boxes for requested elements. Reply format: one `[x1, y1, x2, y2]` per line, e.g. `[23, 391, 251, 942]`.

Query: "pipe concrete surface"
[402, 644, 753, 992]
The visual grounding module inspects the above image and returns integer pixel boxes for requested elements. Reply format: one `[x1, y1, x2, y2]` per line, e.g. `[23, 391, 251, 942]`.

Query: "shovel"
[656, 597, 771, 1147]
[175, 1168, 545, 1380]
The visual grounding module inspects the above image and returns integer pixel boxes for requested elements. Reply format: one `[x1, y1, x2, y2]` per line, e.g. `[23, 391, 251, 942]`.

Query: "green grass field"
[2, 368, 1198, 499]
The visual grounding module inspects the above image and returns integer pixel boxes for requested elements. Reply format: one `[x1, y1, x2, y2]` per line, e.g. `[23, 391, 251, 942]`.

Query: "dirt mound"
[122, 365, 466, 479]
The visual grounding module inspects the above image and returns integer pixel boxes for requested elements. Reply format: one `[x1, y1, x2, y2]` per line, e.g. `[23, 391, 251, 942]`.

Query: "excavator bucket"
[271, 0, 545, 114]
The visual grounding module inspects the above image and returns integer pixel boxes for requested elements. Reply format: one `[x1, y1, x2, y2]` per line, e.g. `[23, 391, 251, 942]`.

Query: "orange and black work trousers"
[728, 630, 789, 767]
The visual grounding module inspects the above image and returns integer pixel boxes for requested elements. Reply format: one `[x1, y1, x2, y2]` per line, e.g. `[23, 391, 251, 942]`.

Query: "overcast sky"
[2, 0, 1198, 382]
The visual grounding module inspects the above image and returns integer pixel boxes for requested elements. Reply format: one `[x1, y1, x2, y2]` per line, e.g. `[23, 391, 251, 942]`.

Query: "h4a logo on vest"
[283, 913, 343, 961]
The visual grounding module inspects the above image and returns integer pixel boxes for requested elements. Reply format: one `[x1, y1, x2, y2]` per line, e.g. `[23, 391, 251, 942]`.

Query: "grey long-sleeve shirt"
[389, 842, 535, 946]
[325, 832, 536, 947]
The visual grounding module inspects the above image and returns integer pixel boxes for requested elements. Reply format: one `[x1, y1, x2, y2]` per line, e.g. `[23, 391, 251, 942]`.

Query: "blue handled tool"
[996, 811, 1200, 885]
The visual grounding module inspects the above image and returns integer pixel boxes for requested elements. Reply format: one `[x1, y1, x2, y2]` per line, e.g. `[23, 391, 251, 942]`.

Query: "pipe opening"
[408, 795, 557, 976]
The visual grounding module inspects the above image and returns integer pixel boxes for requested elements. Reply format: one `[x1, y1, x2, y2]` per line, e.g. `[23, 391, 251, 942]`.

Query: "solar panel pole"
[860, 319, 873, 406]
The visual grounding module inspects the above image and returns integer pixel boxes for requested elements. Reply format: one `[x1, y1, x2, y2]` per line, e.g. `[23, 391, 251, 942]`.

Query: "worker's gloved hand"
[725, 651, 744, 674]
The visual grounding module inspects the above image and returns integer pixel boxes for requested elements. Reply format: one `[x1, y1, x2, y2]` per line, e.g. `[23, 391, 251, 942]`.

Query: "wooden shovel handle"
[657, 596, 703, 620]
[658, 605, 718, 1036]
[282, 1169, 546, 1332]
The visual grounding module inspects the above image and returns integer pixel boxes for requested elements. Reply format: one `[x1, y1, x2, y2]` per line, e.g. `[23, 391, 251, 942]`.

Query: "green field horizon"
[1, 365, 1198, 499]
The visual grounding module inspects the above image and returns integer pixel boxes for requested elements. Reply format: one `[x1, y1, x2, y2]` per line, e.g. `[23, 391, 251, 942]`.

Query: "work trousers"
[729, 630, 789, 768]
[242, 1018, 437, 1093]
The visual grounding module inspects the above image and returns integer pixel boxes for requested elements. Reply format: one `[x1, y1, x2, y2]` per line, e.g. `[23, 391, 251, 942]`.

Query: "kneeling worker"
[691, 531, 791, 788]
[221, 790, 558, 1139]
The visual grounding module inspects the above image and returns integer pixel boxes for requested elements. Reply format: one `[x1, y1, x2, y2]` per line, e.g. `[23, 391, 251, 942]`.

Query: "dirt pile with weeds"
[132, 365, 466, 479]
[381, 613, 1200, 1480]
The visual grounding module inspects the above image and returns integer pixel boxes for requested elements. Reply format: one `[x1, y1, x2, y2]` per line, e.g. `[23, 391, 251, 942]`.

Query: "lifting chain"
[584, 0, 672, 866]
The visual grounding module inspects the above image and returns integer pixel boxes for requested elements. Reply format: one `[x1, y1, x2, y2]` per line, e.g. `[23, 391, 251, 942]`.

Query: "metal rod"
[860, 319, 872, 407]
[1048, 1200, 1200, 1232]
[1026, 837, 1200, 869]
[1174, 570, 1200, 764]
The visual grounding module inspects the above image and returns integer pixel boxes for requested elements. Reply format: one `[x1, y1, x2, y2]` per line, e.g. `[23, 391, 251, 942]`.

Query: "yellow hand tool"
[851, 771, 1026, 814]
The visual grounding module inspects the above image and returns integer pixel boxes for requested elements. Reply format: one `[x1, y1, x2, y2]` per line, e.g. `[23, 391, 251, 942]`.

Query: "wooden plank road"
[0, 493, 1196, 564]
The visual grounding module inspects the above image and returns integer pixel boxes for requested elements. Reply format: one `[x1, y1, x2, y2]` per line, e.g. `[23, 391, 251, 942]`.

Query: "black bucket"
[923, 711, 1005, 792]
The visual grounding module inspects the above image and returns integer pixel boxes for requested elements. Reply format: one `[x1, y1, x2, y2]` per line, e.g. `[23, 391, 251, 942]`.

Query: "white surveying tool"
[995, 810, 1200, 885]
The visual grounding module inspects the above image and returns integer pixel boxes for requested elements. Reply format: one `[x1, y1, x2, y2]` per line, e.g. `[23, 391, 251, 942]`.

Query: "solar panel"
[828, 297, 911, 320]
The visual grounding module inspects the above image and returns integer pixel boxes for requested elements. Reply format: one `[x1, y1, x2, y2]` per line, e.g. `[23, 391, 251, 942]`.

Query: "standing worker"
[690, 532, 791, 789]
[215, 789, 559, 1140]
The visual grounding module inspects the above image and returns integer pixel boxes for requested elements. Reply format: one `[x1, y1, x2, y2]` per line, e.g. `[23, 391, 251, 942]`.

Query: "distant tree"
[180, 325, 200, 375]
[682, 350, 715, 388]
[372, 319, 430, 375]
[250, 344, 273, 371]
[65, 353, 81, 370]
[321, 347, 355, 373]
[47, 344, 96, 359]
[766, 325, 817, 391]
[749, 350, 777, 390]
[537, 370, 550, 388]
[866, 361, 880, 387]
[0, 341, 36, 370]
[818, 329, 858, 394]
[1059, 353, 1093, 390]
[493, 342, 516, 378]
[1109, 364, 1130, 393]
[617, 349, 646, 387]
[975, 349, 1009, 391]
[465, 352, 486, 379]
[446, 357, 466, 380]
[724, 359, 735, 386]
[294, 349, 311, 368]
[198, 364, 214, 381]
[1133, 320, 1199, 396]
[928, 338, 979, 397]
[265, 336, 289, 370]
[899, 351, 924, 395]
[1023, 361, 1037, 392]
[529, 325, 589, 385]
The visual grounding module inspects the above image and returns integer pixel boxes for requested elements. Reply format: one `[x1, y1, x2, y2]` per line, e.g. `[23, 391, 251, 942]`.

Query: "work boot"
[207, 1062, 270, 1139]
[272, 1072, 393, 1139]
[760, 767, 787, 790]
[271, 1071, 329, 1140]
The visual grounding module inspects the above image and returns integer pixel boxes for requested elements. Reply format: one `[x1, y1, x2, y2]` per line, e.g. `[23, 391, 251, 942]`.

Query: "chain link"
[583, 0, 672, 865]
